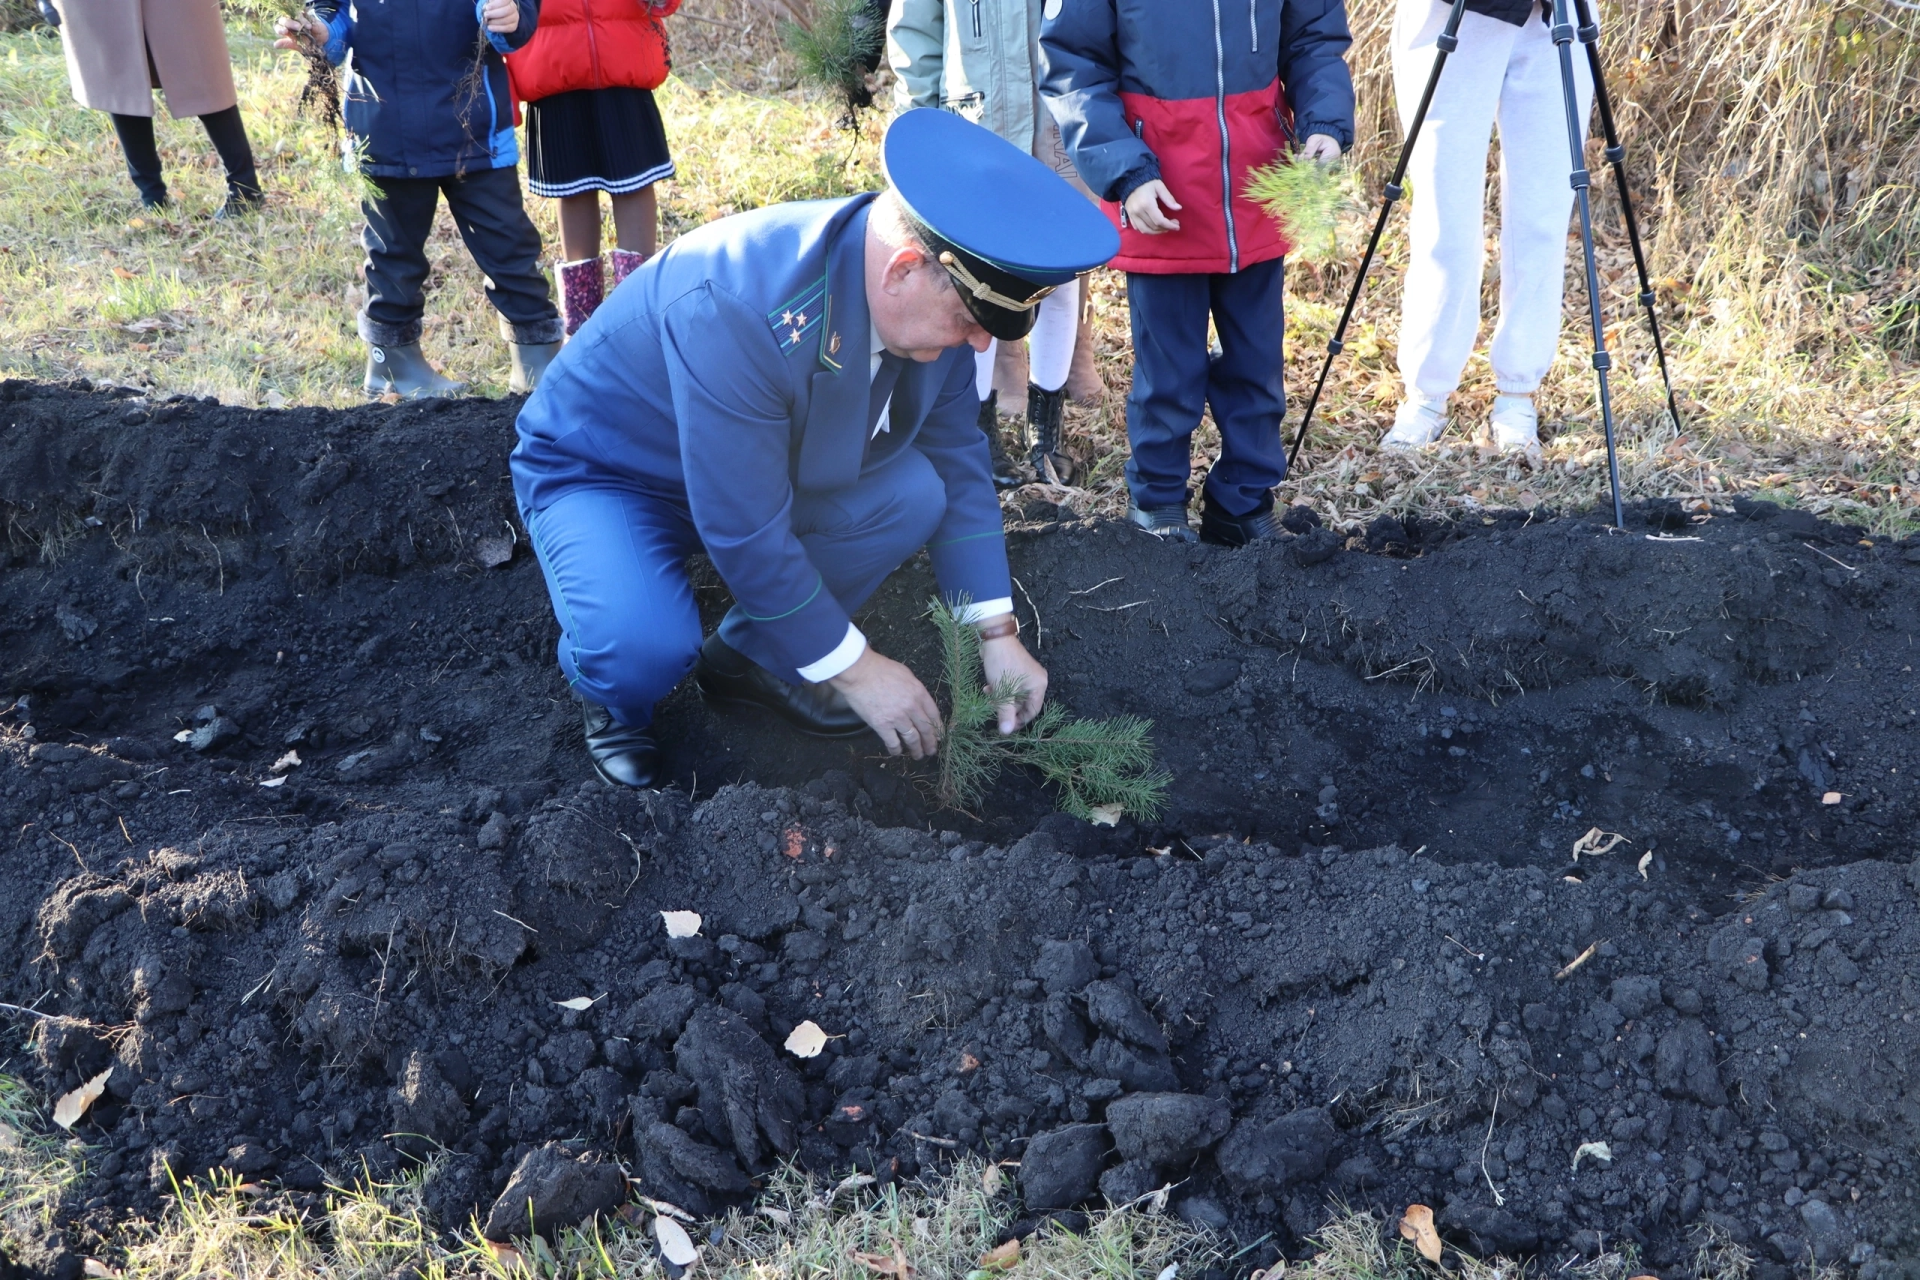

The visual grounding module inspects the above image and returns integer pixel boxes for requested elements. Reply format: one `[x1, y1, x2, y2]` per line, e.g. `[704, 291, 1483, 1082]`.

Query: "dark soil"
[3, 380, 1919, 1278]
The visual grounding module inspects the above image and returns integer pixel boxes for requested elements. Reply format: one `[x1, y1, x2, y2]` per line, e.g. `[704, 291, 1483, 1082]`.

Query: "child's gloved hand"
[1298, 133, 1341, 162]
[480, 0, 519, 33]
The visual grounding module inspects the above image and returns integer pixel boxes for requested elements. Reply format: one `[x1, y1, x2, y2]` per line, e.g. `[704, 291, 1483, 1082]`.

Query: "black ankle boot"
[580, 701, 661, 788]
[1026, 383, 1073, 484]
[977, 390, 1021, 489]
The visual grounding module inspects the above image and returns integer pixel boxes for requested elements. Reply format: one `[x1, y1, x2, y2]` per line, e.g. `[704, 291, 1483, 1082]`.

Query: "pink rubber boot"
[557, 256, 604, 337]
[610, 247, 650, 287]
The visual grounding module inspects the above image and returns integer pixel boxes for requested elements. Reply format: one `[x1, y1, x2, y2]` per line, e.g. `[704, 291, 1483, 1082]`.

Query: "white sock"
[1027, 279, 1079, 393]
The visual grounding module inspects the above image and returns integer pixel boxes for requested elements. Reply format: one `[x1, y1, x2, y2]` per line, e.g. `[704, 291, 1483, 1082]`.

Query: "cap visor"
[965, 295, 1038, 342]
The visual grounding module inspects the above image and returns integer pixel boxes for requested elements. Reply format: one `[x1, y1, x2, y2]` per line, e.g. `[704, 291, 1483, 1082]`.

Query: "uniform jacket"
[1040, 0, 1356, 275]
[53, 0, 237, 119]
[317, 0, 539, 179]
[506, 0, 680, 104]
[888, 0, 1046, 154]
[512, 194, 1012, 677]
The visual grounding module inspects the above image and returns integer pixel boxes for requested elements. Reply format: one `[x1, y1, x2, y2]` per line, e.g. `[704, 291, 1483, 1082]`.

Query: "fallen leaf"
[977, 1240, 1020, 1271]
[1554, 941, 1601, 981]
[258, 776, 288, 789]
[1822, 791, 1842, 806]
[1637, 851, 1653, 879]
[647, 1198, 695, 1222]
[759, 1206, 793, 1227]
[486, 1240, 523, 1268]
[127, 217, 147, 230]
[1088, 803, 1124, 827]
[783, 826, 805, 859]
[660, 910, 702, 939]
[82, 1259, 119, 1278]
[849, 1248, 913, 1278]
[829, 1172, 876, 1201]
[981, 1162, 1003, 1195]
[271, 749, 302, 773]
[1571, 827, 1629, 860]
[552, 995, 604, 1012]
[1572, 1140, 1613, 1171]
[377, 391, 402, 406]
[1155, 1266, 1178, 1280]
[911, 1218, 931, 1242]
[172, 729, 193, 743]
[53, 1069, 112, 1131]
[957, 1051, 980, 1073]
[111, 266, 135, 280]
[1398, 1204, 1442, 1263]
[785, 1020, 830, 1058]
[654, 1214, 699, 1266]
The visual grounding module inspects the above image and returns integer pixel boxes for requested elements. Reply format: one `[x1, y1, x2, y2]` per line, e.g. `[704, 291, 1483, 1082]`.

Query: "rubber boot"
[1027, 383, 1074, 484]
[557, 257, 604, 336]
[510, 341, 562, 394]
[977, 390, 1021, 490]
[610, 247, 649, 286]
[364, 342, 464, 399]
[1065, 305, 1105, 403]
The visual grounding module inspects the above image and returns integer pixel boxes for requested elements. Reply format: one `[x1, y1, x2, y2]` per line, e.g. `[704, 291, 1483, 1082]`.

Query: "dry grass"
[0, 1072, 86, 1250]
[0, 0, 1914, 531]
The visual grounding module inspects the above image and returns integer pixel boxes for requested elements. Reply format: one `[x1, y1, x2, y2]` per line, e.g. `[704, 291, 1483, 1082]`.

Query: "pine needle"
[1244, 155, 1351, 264]
[782, 0, 884, 118]
[932, 598, 1169, 822]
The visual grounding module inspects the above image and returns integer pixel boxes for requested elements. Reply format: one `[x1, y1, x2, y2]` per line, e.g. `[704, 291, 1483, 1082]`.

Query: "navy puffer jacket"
[1040, 0, 1355, 275]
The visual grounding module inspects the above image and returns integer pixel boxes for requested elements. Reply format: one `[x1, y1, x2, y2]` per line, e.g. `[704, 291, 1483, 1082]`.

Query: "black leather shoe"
[1200, 500, 1284, 547]
[694, 634, 868, 738]
[1127, 502, 1197, 542]
[581, 701, 661, 788]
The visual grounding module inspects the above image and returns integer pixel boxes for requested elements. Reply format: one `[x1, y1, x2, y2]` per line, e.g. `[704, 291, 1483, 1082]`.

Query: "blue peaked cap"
[883, 109, 1119, 340]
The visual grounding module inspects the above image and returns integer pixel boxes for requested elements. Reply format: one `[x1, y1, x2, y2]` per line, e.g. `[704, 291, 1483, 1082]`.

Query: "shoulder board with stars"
[767, 275, 830, 363]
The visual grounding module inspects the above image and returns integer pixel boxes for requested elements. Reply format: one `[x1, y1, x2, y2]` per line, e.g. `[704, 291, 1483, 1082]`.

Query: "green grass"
[0, 1070, 87, 1252]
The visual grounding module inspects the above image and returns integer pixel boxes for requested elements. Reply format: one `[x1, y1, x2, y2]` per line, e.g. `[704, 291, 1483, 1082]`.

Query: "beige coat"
[55, 0, 238, 119]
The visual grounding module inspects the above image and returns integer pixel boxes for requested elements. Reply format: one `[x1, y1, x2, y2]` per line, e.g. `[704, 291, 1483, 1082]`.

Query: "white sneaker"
[1490, 394, 1542, 460]
[1382, 400, 1447, 449]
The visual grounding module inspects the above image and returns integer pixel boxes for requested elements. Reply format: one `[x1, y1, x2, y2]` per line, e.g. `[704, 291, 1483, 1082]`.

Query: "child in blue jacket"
[1042, 0, 1354, 545]
[277, 0, 565, 399]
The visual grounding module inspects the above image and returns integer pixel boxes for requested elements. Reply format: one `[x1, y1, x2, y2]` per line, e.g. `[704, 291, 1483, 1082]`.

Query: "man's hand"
[1298, 133, 1341, 163]
[978, 626, 1047, 735]
[1123, 179, 1182, 235]
[829, 648, 944, 759]
[273, 12, 328, 49]
[482, 0, 519, 33]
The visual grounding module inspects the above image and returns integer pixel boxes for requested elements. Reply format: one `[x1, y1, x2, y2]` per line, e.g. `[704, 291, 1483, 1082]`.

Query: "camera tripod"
[1285, 0, 1682, 529]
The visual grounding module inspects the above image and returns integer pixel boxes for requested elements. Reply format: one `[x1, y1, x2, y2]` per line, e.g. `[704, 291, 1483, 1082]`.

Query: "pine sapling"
[781, 0, 885, 124]
[932, 598, 1169, 823]
[1244, 154, 1353, 265]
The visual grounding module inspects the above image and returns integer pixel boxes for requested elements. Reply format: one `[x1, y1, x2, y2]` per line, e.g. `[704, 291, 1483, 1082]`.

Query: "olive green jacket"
[886, 0, 1046, 154]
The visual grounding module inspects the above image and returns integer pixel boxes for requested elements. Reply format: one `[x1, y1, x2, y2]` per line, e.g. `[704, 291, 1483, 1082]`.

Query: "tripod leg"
[1287, 0, 1471, 470]
[1572, 0, 1683, 434]
[1550, 0, 1624, 529]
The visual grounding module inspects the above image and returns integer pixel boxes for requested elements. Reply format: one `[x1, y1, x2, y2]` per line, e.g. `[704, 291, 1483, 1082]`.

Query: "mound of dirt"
[3, 381, 1918, 1278]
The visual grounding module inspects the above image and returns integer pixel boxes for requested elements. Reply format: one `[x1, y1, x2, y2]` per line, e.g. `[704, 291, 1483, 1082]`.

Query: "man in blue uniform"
[512, 110, 1119, 788]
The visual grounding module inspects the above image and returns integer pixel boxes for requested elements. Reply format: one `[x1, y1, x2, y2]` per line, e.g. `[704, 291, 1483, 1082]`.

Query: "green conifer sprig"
[1244, 154, 1352, 264]
[783, 0, 885, 119]
[932, 598, 1170, 822]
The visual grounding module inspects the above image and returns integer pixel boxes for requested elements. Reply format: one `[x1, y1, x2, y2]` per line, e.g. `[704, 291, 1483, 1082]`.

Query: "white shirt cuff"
[796, 624, 867, 683]
[953, 597, 1014, 625]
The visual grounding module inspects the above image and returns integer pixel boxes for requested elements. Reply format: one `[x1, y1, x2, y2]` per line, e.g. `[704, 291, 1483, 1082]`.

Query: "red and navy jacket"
[1039, 0, 1356, 275]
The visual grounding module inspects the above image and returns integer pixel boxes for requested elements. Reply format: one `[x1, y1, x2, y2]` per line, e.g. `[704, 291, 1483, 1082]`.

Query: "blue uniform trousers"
[523, 445, 950, 728]
[1123, 256, 1288, 516]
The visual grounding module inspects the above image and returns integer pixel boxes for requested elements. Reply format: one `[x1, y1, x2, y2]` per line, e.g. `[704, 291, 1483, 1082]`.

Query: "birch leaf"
[978, 1240, 1020, 1271]
[660, 910, 702, 939]
[552, 995, 604, 1012]
[785, 1020, 830, 1058]
[1398, 1203, 1442, 1263]
[654, 1214, 699, 1266]
[1572, 1140, 1613, 1171]
[1088, 803, 1124, 827]
[53, 1069, 112, 1131]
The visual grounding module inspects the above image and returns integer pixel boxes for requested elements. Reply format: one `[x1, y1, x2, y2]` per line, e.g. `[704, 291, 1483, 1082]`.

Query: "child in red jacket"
[1041, 0, 1355, 545]
[508, 0, 680, 335]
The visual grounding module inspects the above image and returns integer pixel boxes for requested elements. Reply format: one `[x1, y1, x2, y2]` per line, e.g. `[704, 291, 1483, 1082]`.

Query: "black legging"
[109, 106, 260, 206]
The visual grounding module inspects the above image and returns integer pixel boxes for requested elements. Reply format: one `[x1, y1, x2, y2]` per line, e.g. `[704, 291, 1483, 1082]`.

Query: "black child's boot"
[978, 390, 1022, 489]
[1027, 383, 1075, 484]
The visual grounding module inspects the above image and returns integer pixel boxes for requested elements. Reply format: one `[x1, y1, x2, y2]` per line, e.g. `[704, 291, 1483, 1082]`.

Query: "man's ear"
[882, 244, 928, 293]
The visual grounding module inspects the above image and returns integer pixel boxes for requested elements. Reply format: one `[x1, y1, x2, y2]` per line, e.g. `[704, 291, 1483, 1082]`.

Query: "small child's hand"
[273, 13, 327, 49]
[481, 0, 519, 33]
[1123, 179, 1182, 235]
[1298, 133, 1341, 162]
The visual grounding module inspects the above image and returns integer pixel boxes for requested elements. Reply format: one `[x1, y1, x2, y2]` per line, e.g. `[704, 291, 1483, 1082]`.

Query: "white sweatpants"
[975, 276, 1081, 399]
[1393, 0, 1593, 408]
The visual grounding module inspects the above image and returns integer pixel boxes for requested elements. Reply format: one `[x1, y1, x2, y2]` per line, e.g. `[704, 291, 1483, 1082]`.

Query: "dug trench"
[3, 381, 1919, 1276]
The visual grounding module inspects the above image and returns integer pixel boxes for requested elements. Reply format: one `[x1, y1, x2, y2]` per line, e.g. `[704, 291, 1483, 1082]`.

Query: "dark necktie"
[868, 352, 905, 439]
